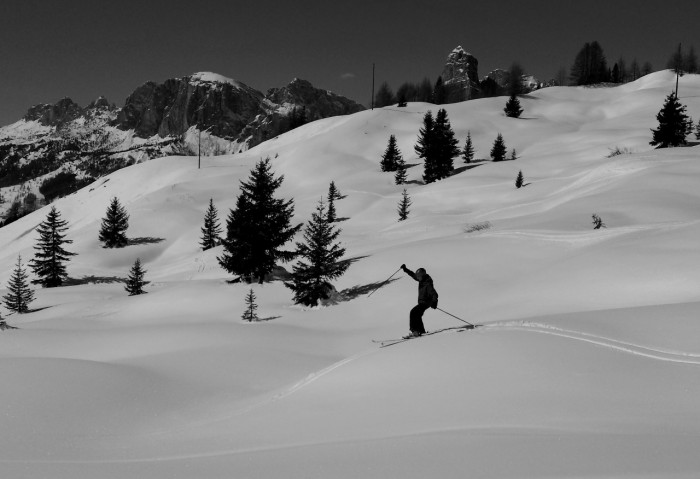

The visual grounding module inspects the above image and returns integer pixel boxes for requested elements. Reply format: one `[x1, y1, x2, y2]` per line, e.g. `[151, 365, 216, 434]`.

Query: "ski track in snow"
[483, 321, 700, 365]
[473, 220, 700, 246]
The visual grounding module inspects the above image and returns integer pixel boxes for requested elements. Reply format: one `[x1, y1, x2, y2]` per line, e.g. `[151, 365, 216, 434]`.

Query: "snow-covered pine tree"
[462, 131, 475, 163]
[504, 93, 523, 118]
[30, 206, 76, 288]
[397, 188, 411, 221]
[218, 158, 302, 284]
[200, 198, 222, 250]
[241, 288, 259, 322]
[650, 92, 692, 148]
[285, 199, 349, 307]
[380, 135, 402, 172]
[491, 133, 507, 162]
[3, 255, 35, 313]
[515, 170, 524, 189]
[394, 155, 408, 185]
[124, 258, 148, 296]
[99, 197, 129, 248]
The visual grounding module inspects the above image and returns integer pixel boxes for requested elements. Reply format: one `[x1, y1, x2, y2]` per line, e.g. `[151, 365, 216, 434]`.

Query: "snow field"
[1, 70, 700, 478]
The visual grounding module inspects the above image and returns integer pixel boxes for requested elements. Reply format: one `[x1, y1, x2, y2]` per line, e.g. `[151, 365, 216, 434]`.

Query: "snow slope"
[1, 70, 700, 478]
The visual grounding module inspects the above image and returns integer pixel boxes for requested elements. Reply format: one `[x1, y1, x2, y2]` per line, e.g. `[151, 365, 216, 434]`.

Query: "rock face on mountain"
[117, 73, 266, 140]
[441, 46, 479, 102]
[114, 73, 364, 148]
[24, 98, 84, 126]
[239, 78, 365, 145]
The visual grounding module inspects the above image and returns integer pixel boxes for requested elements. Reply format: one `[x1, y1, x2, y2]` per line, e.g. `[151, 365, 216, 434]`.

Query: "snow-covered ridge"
[187, 71, 245, 89]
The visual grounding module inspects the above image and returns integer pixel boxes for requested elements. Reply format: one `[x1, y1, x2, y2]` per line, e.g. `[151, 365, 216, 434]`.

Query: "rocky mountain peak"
[24, 97, 83, 126]
[441, 46, 479, 102]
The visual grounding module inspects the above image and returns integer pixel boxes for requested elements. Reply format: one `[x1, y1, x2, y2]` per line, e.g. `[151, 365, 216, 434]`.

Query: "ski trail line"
[483, 321, 700, 365]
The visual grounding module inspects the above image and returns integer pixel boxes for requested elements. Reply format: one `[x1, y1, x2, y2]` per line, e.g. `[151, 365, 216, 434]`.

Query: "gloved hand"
[401, 264, 406, 270]
[431, 300, 438, 309]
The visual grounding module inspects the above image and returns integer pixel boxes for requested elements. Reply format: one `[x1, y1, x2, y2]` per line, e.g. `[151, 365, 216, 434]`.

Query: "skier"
[401, 264, 438, 338]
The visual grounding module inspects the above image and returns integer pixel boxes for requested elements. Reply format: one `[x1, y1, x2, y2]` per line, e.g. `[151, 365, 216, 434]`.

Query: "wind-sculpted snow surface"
[1, 71, 700, 478]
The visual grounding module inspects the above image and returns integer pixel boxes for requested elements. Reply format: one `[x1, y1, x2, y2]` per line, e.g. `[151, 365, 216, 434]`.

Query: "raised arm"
[401, 264, 418, 281]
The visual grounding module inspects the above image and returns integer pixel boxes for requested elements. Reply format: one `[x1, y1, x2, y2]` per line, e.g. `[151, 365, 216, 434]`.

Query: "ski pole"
[436, 307, 475, 327]
[367, 267, 402, 298]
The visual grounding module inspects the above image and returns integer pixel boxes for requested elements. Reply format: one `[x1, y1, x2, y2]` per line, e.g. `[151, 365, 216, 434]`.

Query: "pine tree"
[490, 134, 507, 162]
[380, 135, 402, 172]
[510, 149, 518, 161]
[375, 82, 395, 108]
[218, 158, 302, 284]
[432, 76, 446, 105]
[397, 188, 411, 221]
[328, 181, 343, 201]
[515, 170, 524, 189]
[3, 255, 35, 313]
[462, 131, 475, 163]
[124, 258, 148, 296]
[327, 183, 337, 223]
[432, 109, 460, 179]
[30, 206, 76, 288]
[200, 198, 222, 250]
[99, 197, 129, 248]
[694, 118, 700, 140]
[650, 92, 691, 148]
[241, 288, 259, 322]
[504, 93, 523, 118]
[415, 111, 436, 181]
[285, 200, 349, 307]
[394, 155, 408, 185]
[570, 41, 608, 85]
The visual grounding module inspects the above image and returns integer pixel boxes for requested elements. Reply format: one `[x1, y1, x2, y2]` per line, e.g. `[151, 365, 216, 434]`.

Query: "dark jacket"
[404, 267, 439, 307]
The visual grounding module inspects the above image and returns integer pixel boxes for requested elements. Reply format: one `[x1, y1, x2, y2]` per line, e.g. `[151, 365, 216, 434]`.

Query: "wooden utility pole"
[371, 63, 375, 110]
[675, 43, 682, 98]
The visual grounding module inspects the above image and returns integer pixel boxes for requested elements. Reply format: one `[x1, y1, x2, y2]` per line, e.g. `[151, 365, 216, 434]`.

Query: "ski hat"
[416, 268, 426, 275]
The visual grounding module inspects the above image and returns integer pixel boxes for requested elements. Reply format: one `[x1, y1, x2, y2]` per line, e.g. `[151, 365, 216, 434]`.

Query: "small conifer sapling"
[398, 189, 412, 221]
[242, 288, 259, 322]
[462, 131, 475, 163]
[381, 135, 402, 172]
[0, 309, 16, 330]
[592, 214, 606, 230]
[394, 155, 408, 185]
[200, 198, 222, 250]
[3, 255, 35, 313]
[125, 258, 148, 296]
[491, 134, 507, 162]
[515, 170, 524, 189]
[504, 93, 523, 118]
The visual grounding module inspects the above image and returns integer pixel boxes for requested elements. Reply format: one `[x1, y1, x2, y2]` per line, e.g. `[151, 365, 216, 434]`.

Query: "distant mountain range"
[0, 73, 364, 222]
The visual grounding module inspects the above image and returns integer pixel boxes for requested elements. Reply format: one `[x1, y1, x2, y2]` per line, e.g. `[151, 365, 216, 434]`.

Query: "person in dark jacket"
[401, 264, 438, 337]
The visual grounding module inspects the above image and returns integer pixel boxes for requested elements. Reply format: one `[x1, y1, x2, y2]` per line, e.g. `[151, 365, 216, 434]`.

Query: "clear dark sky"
[0, 0, 698, 126]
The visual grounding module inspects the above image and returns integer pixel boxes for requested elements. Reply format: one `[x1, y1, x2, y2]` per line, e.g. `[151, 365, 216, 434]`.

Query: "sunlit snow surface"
[1, 71, 700, 478]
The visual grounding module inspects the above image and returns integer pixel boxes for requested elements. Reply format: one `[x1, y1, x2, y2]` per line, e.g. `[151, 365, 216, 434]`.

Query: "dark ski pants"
[409, 303, 429, 334]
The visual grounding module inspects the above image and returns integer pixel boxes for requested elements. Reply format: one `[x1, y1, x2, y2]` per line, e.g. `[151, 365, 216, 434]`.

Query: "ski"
[372, 324, 476, 347]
